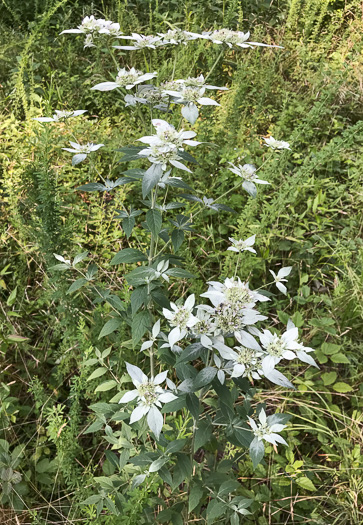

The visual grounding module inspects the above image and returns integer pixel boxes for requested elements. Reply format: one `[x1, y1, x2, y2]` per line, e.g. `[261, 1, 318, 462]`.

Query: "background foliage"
[0, 0, 362, 523]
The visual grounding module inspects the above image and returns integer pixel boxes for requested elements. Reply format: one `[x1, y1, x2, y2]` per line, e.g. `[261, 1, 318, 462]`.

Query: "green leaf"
[321, 372, 338, 386]
[177, 343, 203, 364]
[81, 495, 103, 505]
[110, 248, 147, 265]
[330, 353, 350, 364]
[194, 420, 212, 451]
[132, 311, 151, 345]
[83, 420, 104, 434]
[186, 393, 200, 420]
[206, 499, 227, 523]
[166, 268, 195, 279]
[321, 342, 340, 355]
[165, 439, 186, 455]
[87, 367, 108, 382]
[146, 209, 162, 237]
[332, 382, 352, 393]
[73, 251, 89, 266]
[7, 334, 29, 343]
[142, 163, 163, 197]
[249, 437, 264, 469]
[77, 183, 105, 192]
[188, 483, 203, 513]
[172, 453, 192, 489]
[131, 286, 148, 315]
[125, 266, 156, 286]
[67, 278, 87, 294]
[98, 318, 122, 339]
[161, 396, 187, 413]
[94, 380, 118, 393]
[296, 476, 316, 491]
[218, 480, 240, 497]
[122, 217, 135, 238]
[193, 367, 217, 390]
[149, 456, 169, 473]
[171, 230, 184, 252]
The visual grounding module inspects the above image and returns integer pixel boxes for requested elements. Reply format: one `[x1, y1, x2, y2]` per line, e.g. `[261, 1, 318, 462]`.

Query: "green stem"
[171, 51, 178, 80]
[205, 48, 225, 82]
[234, 251, 241, 278]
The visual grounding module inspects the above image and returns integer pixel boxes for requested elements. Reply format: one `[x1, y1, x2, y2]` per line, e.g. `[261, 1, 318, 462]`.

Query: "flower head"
[228, 235, 256, 254]
[114, 33, 163, 50]
[62, 141, 104, 165]
[91, 68, 157, 92]
[175, 74, 228, 91]
[33, 109, 87, 123]
[269, 266, 292, 295]
[249, 408, 287, 446]
[201, 29, 283, 50]
[138, 119, 200, 150]
[158, 29, 199, 46]
[163, 294, 199, 347]
[60, 16, 123, 43]
[119, 363, 177, 439]
[264, 136, 291, 150]
[228, 162, 269, 198]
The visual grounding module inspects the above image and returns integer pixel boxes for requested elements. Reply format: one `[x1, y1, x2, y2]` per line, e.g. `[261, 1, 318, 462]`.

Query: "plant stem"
[205, 48, 225, 82]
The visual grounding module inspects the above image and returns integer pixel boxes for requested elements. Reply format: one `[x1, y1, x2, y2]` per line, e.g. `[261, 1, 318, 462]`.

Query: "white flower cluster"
[62, 141, 104, 165]
[91, 68, 157, 92]
[33, 109, 87, 123]
[198, 29, 283, 49]
[60, 16, 123, 48]
[159, 269, 317, 389]
[119, 363, 177, 439]
[162, 81, 222, 125]
[61, 18, 283, 52]
[138, 119, 200, 172]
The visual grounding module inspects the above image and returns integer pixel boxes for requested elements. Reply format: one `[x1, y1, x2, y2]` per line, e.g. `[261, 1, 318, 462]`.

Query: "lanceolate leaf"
[110, 248, 147, 265]
[142, 164, 163, 198]
[249, 437, 265, 469]
[132, 311, 151, 345]
[98, 317, 123, 339]
[146, 209, 162, 237]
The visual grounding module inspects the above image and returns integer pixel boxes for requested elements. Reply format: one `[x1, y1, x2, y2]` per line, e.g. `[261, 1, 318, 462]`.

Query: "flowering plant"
[38, 17, 320, 522]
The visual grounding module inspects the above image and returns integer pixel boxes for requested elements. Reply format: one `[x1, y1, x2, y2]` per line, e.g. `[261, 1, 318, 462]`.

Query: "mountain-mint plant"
[34, 16, 319, 523]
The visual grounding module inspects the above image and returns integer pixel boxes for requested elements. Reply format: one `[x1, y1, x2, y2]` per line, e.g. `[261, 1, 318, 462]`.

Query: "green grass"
[0, 0, 362, 523]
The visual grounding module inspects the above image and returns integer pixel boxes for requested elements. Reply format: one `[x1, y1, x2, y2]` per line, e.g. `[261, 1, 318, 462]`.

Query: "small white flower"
[125, 86, 169, 110]
[175, 74, 228, 91]
[158, 29, 199, 46]
[264, 136, 291, 150]
[227, 235, 256, 254]
[119, 363, 177, 439]
[269, 266, 292, 295]
[163, 294, 199, 347]
[138, 119, 200, 150]
[200, 29, 283, 50]
[259, 328, 297, 373]
[217, 343, 264, 381]
[192, 306, 217, 348]
[114, 33, 163, 50]
[33, 109, 87, 123]
[228, 162, 269, 197]
[162, 85, 220, 125]
[138, 143, 191, 173]
[62, 141, 104, 165]
[60, 16, 123, 38]
[249, 408, 287, 446]
[91, 68, 157, 92]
